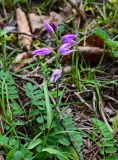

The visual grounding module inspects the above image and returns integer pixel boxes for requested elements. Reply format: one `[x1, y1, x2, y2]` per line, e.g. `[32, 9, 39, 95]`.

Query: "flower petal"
[44, 21, 54, 33]
[61, 49, 77, 56]
[32, 48, 51, 55]
[62, 34, 78, 43]
[51, 69, 62, 83]
[59, 43, 72, 55]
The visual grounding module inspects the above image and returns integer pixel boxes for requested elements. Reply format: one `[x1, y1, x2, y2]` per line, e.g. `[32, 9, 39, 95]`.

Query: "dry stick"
[50, 96, 83, 160]
[92, 91, 96, 111]
[11, 72, 42, 89]
[12, 31, 39, 39]
[0, 118, 4, 133]
[74, 92, 93, 110]
[1, 0, 7, 17]
[99, 96, 113, 133]
[67, 0, 86, 20]
[86, 146, 99, 154]
[91, 149, 100, 160]
[78, 46, 111, 55]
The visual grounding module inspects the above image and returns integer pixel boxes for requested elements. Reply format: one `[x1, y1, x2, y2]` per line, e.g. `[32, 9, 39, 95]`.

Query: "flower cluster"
[32, 22, 78, 82]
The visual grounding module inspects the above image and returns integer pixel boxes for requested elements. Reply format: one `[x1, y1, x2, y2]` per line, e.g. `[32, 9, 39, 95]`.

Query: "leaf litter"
[0, 1, 118, 160]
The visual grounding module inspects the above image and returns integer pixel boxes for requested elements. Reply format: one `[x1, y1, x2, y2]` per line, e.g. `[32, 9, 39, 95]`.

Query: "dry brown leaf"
[12, 52, 36, 71]
[28, 12, 64, 34]
[16, 8, 32, 50]
[63, 65, 72, 73]
[28, 13, 50, 33]
[80, 35, 104, 48]
[0, 155, 4, 160]
[49, 11, 65, 23]
[60, 2, 72, 17]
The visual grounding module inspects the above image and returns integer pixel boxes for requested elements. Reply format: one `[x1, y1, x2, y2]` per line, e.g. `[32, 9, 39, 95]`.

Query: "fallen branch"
[78, 46, 111, 55]
[74, 92, 93, 110]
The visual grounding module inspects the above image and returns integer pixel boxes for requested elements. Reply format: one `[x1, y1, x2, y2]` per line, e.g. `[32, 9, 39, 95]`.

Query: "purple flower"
[59, 43, 76, 56]
[51, 69, 62, 83]
[62, 34, 78, 43]
[32, 48, 51, 55]
[44, 21, 54, 33]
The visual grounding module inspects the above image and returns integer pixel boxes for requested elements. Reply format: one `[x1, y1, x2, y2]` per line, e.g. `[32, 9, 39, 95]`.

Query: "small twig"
[0, 118, 4, 133]
[78, 46, 111, 56]
[12, 31, 39, 39]
[92, 91, 96, 111]
[45, 56, 56, 64]
[91, 149, 100, 160]
[1, 0, 7, 17]
[104, 95, 118, 103]
[99, 96, 113, 133]
[11, 72, 42, 89]
[74, 92, 93, 110]
[67, 0, 86, 20]
[87, 146, 99, 155]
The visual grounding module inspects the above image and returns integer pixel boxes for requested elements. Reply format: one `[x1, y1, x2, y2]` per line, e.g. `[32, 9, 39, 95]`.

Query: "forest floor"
[0, 0, 118, 160]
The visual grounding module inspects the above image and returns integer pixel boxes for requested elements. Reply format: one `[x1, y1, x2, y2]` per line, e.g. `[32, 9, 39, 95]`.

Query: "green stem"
[2, 35, 7, 71]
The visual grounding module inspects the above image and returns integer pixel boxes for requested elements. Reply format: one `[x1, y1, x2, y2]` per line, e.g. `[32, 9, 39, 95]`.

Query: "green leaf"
[105, 147, 117, 153]
[0, 135, 9, 146]
[24, 82, 44, 108]
[106, 155, 118, 160]
[93, 28, 109, 41]
[34, 151, 49, 160]
[0, 29, 7, 37]
[29, 109, 40, 117]
[6, 150, 23, 160]
[70, 132, 83, 149]
[36, 117, 44, 123]
[20, 148, 32, 160]
[57, 25, 65, 34]
[43, 80, 53, 128]
[63, 114, 75, 130]
[59, 136, 70, 146]
[0, 71, 19, 100]
[28, 138, 42, 149]
[13, 121, 24, 126]
[100, 148, 105, 155]
[112, 51, 118, 58]
[42, 148, 68, 160]
[105, 141, 115, 147]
